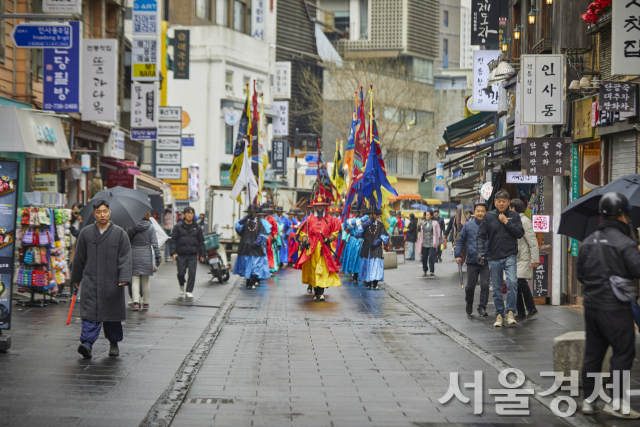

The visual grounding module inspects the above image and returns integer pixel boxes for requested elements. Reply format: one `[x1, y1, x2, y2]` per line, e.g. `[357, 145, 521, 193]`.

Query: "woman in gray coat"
[128, 213, 161, 310]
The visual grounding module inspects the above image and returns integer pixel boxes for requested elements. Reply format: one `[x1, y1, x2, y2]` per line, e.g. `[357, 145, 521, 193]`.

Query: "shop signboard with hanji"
[130, 83, 158, 140]
[251, 0, 266, 41]
[521, 138, 571, 176]
[173, 30, 190, 80]
[611, 0, 640, 75]
[107, 169, 134, 189]
[132, 0, 160, 36]
[520, 55, 565, 125]
[81, 39, 118, 121]
[156, 151, 181, 165]
[43, 21, 81, 113]
[273, 101, 289, 136]
[532, 215, 551, 233]
[472, 50, 501, 111]
[272, 139, 287, 175]
[274, 62, 291, 99]
[471, 0, 499, 46]
[599, 81, 637, 114]
[132, 37, 160, 81]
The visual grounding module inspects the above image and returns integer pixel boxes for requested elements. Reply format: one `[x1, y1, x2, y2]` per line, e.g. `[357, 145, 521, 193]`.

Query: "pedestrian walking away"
[296, 195, 341, 301]
[476, 189, 524, 327]
[357, 205, 389, 290]
[577, 192, 640, 419]
[405, 213, 418, 260]
[71, 200, 132, 359]
[163, 205, 174, 262]
[127, 212, 162, 311]
[455, 202, 489, 317]
[233, 205, 271, 289]
[417, 210, 440, 277]
[433, 208, 445, 262]
[170, 206, 205, 299]
[509, 199, 540, 320]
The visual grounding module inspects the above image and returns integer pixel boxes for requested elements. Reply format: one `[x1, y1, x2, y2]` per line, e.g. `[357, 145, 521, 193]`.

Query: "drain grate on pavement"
[187, 398, 235, 404]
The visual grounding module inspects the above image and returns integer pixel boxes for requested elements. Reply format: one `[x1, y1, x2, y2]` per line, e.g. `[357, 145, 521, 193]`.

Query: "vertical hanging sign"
[0, 160, 19, 332]
[472, 50, 501, 111]
[520, 54, 565, 125]
[43, 21, 82, 113]
[571, 143, 579, 257]
[251, 0, 266, 41]
[155, 107, 183, 179]
[173, 30, 190, 80]
[274, 62, 291, 99]
[132, 0, 160, 36]
[130, 83, 159, 140]
[611, 0, 640, 76]
[471, 0, 499, 47]
[81, 39, 118, 121]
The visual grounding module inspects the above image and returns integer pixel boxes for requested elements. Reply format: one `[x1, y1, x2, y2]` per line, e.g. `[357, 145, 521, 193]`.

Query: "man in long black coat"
[72, 200, 132, 359]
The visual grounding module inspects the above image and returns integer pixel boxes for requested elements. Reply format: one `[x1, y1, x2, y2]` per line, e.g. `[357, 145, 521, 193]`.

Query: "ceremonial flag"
[343, 91, 358, 177]
[331, 139, 345, 198]
[318, 147, 337, 201]
[230, 139, 259, 203]
[257, 94, 267, 202]
[250, 81, 260, 184]
[353, 88, 366, 180]
[229, 86, 251, 190]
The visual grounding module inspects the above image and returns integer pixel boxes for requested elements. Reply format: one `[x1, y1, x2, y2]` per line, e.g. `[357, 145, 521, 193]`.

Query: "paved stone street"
[1, 257, 639, 427]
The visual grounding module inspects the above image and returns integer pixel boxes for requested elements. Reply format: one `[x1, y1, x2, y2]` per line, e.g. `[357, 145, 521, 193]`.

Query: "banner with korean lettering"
[273, 101, 289, 136]
[251, 0, 266, 41]
[133, 0, 160, 36]
[471, 0, 499, 47]
[132, 37, 160, 81]
[520, 55, 565, 125]
[599, 81, 637, 114]
[272, 139, 287, 175]
[173, 30, 190, 80]
[611, 0, 640, 76]
[131, 83, 159, 140]
[521, 138, 571, 176]
[43, 21, 81, 113]
[274, 62, 291, 99]
[472, 50, 500, 111]
[81, 39, 118, 121]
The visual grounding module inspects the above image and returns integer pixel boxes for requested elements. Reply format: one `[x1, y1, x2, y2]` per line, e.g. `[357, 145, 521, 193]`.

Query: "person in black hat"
[232, 205, 271, 289]
[274, 206, 290, 269]
[577, 192, 640, 418]
[342, 204, 365, 282]
[356, 205, 389, 290]
[261, 205, 279, 273]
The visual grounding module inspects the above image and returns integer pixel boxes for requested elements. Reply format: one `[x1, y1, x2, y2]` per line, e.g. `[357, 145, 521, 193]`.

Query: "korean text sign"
[132, 37, 159, 81]
[521, 138, 571, 176]
[272, 139, 287, 175]
[251, 0, 266, 41]
[81, 39, 118, 121]
[611, 0, 640, 76]
[520, 55, 565, 125]
[472, 50, 501, 112]
[274, 62, 291, 99]
[532, 215, 551, 233]
[130, 83, 158, 140]
[43, 21, 82, 113]
[133, 0, 160, 36]
[173, 30, 190, 80]
[599, 81, 637, 114]
[273, 101, 289, 136]
[471, 0, 499, 46]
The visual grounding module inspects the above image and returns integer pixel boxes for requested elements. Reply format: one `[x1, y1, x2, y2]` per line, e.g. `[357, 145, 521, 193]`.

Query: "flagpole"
[245, 84, 252, 206]
[258, 92, 264, 203]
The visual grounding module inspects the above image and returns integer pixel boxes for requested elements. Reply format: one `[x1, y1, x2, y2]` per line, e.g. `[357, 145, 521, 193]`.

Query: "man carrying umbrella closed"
[577, 192, 640, 419]
[72, 200, 132, 359]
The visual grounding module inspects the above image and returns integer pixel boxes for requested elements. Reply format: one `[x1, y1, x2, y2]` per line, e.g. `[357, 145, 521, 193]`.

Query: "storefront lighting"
[546, 0, 552, 5]
[528, 7, 539, 25]
[501, 37, 512, 53]
[513, 25, 522, 40]
[579, 77, 591, 89]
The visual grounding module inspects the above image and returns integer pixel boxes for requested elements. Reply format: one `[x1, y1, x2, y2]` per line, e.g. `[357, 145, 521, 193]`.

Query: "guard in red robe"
[262, 206, 279, 272]
[295, 195, 341, 301]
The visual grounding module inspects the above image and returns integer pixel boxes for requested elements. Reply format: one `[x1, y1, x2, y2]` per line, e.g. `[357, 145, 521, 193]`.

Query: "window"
[443, 39, 449, 69]
[386, 152, 397, 174]
[225, 71, 233, 92]
[216, 0, 228, 26]
[419, 152, 429, 173]
[225, 124, 234, 154]
[256, 79, 264, 94]
[412, 57, 433, 84]
[334, 11, 350, 33]
[0, 0, 5, 62]
[233, 0, 245, 32]
[443, 10, 448, 27]
[404, 110, 416, 126]
[243, 76, 250, 89]
[196, 0, 210, 20]
[417, 111, 434, 127]
[32, 49, 43, 81]
[360, 0, 369, 40]
[401, 153, 413, 175]
[383, 107, 403, 123]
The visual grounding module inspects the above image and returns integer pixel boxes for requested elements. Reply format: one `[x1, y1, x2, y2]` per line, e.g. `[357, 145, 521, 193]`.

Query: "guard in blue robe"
[356, 206, 388, 290]
[232, 205, 271, 289]
[275, 206, 291, 267]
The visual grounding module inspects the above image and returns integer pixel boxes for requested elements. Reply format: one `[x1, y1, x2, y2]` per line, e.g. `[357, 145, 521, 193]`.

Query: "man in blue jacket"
[455, 202, 489, 317]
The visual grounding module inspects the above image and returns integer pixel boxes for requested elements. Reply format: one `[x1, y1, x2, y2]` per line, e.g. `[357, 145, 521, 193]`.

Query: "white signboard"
[273, 101, 289, 136]
[156, 165, 182, 179]
[514, 81, 528, 145]
[158, 122, 182, 136]
[224, 109, 241, 126]
[107, 129, 125, 159]
[157, 136, 181, 150]
[159, 106, 182, 121]
[132, 37, 159, 81]
[251, 0, 266, 41]
[274, 62, 291, 99]
[532, 215, 551, 233]
[132, 0, 160, 36]
[43, 0, 82, 14]
[506, 171, 538, 184]
[520, 54, 565, 125]
[131, 83, 158, 128]
[480, 182, 493, 199]
[156, 151, 181, 165]
[81, 39, 118, 121]
[472, 50, 501, 112]
[612, 0, 640, 76]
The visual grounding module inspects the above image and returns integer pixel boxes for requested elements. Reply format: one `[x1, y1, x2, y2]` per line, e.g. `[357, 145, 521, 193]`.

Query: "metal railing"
[529, 38, 552, 54]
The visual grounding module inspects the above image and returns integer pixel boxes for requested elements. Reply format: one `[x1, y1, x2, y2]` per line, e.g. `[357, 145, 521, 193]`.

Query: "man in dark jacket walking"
[476, 189, 524, 327]
[455, 202, 489, 317]
[577, 192, 640, 419]
[170, 207, 205, 299]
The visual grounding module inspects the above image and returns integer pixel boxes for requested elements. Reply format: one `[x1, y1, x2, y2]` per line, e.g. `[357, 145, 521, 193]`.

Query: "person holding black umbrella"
[577, 192, 640, 419]
[170, 207, 205, 299]
[72, 200, 132, 359]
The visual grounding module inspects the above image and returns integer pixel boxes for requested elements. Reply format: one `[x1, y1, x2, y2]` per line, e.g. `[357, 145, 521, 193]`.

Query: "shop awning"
[447, 132, 515, 154]
[263, 180, 289, 188]
[0, 106, 71, 159]
[442, 112, 495, 148]
[422, 198, 443, 205]
[136, 172, 170, 191]
[100, 158, 141, 175]
[389, 194, 421, 201]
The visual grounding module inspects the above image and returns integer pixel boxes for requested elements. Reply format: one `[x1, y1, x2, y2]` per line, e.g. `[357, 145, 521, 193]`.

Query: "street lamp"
[528, 6, 539, 25]
[501, 37, 511, 53]
[513, 25, 523, 40]
[546, 0, 552, 5]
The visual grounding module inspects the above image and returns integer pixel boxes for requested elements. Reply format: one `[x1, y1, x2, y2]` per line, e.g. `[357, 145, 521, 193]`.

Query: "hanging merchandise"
[14, 207, 72, 306]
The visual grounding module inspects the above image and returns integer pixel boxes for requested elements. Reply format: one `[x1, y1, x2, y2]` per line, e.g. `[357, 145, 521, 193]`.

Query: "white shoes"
[506, 311, 517, 324]
[603, 402, 640, 419]
[179, 286, 184, 296]
[581, 400, 598, 415]
[318, 295, 325, 301]
[494, 314, 503, 327]
[185, 292, 193, 299]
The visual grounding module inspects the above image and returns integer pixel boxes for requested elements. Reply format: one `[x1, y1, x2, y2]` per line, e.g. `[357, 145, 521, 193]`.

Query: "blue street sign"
[11, 23, 72, 48]
[304, 154, 318, 163]
[131, 128, 158, 140]
[305, 168, 318, 176]
[182, 136, 194, 147]
[43, 21, 81, 113]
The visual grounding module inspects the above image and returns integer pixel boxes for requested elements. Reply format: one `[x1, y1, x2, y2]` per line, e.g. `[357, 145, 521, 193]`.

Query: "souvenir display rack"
[14, 206, 72, 307]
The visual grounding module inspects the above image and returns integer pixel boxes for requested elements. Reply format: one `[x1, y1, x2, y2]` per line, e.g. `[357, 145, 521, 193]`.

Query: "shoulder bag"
[594, 231, 639, 303]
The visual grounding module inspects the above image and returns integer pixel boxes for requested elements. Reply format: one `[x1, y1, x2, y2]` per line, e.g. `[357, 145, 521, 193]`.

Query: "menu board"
[0, 160, 20, 330]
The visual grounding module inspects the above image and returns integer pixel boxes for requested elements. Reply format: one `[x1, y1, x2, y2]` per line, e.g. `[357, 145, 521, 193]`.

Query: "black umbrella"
[558, 175, 640, 241]
[82, 186, 153, 229]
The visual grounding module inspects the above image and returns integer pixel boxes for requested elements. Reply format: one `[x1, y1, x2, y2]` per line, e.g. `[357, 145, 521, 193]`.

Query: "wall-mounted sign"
[107, 129, 125, 159]
[251, 0, 266, 41]
[611, 0, 640, 76]
[224, 109, 241, 126]
[156, 166, 182, 180]
[158, 122, 182, 135]
[33, 125, 58, 143]
[82, 39, 118, 121]
[272, 139, 287, 175]
[162, 168, 188, 184]
[521, 138, 571, 176]
[472, 50, 501, 111]
[43, 21, 81, 113]
[173, 30, 190, 80]
[506, 171, 538, 183]
[34, 173, 58, 192]
[132, 0, 160, 36]
[520, 54, 565, 125]
[273, 101, 289, 136]
[171, 184, 188, 200]
[159, 106, 181, 121]
[132, 37, 159, 81]
[11, 22, 72, 48]
[44, 0, 82, 14]
[157, 136, 181, 150]
[106, 169, 134, 189]
[156, 151, 181, 165]
[181, 136, 194, 147]
[274, 62, 291, 99]
[599, 81, 637, 114]
[532, 214, 551, 233]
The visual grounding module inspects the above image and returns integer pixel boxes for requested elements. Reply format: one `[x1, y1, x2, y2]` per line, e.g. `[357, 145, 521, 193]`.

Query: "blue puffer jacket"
[454, 219, 487, 264]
